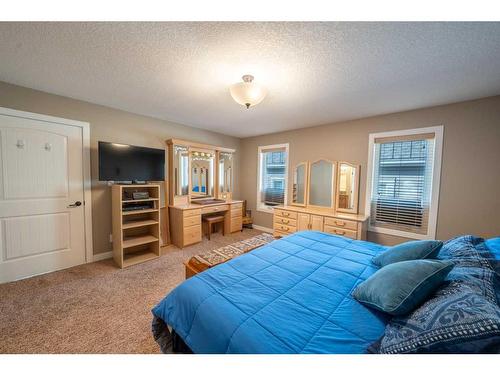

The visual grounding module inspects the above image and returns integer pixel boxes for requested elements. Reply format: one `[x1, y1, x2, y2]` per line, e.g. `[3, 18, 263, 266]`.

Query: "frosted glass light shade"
[229, 75, 267, 109]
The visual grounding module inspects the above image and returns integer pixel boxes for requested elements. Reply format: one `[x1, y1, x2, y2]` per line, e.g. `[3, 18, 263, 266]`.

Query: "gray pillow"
[352, 259, 453, 316]
[372, 240, 443, 267]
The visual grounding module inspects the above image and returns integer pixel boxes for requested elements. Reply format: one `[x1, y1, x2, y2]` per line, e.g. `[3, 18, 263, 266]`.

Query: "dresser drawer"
[183, 225, 202, 246]
[201, 205, 228, 214]
[230, 217, 242, 232]
[274, 209, 298, 220]
[324, 225, 358, 239]
[324, 217, 358, 231]
[183, 215, 201, 227]
[230, 207, 243, 217]
[230, 202, 243, 211]
[273, 223, 296, 234]
[184, 209, 201, 217]
[274, 216, 297, 227]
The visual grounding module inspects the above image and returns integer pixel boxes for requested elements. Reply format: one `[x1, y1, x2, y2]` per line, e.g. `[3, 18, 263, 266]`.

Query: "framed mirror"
[190, 149, 214, 197]
[173, 145, 189, 196]
[292, 162, 308, 206]
[218, 152, 233, 199]
[336, 162, 360, 213]
[307, 159, 335, 208]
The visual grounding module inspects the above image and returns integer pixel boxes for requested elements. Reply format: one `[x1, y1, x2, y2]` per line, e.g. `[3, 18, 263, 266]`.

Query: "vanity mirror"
[308, 159, 336, 209]
[292, 162, 308, 206]
[218, 152, 233, 200]
[173, 145, 189, 196]
[190, 150, 214, 197]
[335, 162, 360, 214]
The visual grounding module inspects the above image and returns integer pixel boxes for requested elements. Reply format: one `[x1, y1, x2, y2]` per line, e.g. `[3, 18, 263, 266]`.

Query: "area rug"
[186, 233, 275, 274]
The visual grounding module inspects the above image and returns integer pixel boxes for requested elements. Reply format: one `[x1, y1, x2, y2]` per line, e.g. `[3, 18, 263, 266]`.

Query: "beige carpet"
[0, 229, 263, 354]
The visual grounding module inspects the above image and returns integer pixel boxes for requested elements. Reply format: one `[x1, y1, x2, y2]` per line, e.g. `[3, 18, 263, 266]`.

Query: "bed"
[152, 231, 500, 354]
[152, 231, 389, 353]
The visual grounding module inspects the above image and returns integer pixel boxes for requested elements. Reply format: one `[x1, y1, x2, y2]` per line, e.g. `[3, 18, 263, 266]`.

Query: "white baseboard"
[252, 224, 273, 233]
[93, 251, 112, 262]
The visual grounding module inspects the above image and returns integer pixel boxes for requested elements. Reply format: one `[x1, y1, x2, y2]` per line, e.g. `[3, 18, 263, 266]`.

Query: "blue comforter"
[152, 231, 390, 353]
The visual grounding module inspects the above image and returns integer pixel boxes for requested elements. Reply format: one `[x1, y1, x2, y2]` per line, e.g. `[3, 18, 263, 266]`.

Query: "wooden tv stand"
[112, 184, 161, 268]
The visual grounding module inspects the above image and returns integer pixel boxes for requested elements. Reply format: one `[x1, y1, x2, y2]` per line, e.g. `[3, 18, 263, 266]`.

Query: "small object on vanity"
[203, 215, 225, 240]
[191, 198, 226, 205]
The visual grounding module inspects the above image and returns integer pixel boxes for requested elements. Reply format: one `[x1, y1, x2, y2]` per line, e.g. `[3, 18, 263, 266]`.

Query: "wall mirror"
[336, 162, 360, 214]
[190, 150, 214, 197]
[173, 145, 189, 196]
[308, 159, 335, 208]
[218, 152, 233, 199]
[292, 162, 308, 206]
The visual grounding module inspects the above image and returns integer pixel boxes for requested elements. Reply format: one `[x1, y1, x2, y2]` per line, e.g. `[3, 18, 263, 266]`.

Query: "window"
[257, 144, 289, 212]
[365, 126, 443, 240]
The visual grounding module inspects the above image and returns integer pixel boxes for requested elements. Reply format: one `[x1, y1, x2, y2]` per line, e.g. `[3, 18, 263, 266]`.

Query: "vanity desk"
[166, 138, 241, 248]
[169, 200, 243, 248]
[274, 159, 368, 240]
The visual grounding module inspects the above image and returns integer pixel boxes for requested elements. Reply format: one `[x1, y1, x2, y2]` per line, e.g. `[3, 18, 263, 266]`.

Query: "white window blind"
[370, 134, 436, 235]
[259, 147, 287, 208]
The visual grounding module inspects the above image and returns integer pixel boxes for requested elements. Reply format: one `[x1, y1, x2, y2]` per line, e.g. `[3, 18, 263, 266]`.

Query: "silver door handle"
[68, 201, 82, 208]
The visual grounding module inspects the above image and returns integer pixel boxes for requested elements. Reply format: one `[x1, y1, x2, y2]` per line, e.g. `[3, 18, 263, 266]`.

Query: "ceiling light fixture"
[229, 75, 267, 109]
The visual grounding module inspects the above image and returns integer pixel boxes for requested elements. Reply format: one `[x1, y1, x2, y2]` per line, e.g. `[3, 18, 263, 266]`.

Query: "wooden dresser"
[273, 206, 368, 240]
[169, 200, 243, 248]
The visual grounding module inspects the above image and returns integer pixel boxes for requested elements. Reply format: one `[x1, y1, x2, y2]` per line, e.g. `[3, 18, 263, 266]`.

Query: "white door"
[0, 111, 87, 283]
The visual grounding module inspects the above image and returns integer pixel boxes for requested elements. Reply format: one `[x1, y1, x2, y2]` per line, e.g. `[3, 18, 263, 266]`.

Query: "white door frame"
[0, 106, 93, 263]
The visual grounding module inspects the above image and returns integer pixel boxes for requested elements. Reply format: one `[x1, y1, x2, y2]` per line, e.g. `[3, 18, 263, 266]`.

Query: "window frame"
[365, 126, 444, 240]
[256, 143, 290, 213]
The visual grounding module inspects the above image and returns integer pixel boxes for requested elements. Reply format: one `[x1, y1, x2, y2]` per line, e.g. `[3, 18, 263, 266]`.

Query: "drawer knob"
[336, 230, 345, 235]
[335, 221, 345, 227]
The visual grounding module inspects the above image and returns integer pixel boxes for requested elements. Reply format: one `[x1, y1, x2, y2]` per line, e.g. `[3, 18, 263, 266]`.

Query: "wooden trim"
[93, 251, 112, 262]
[252, 224, 273, 233]
[335, 161, 360, 214]
[166, 138, 235, 153]
[374, 132, 435, 143]
[291, 161, 309, 207]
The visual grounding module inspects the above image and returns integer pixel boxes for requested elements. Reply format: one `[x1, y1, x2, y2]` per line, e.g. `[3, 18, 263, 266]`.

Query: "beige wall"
[240, 95, 500, 245]
[0, 81, 241, 255]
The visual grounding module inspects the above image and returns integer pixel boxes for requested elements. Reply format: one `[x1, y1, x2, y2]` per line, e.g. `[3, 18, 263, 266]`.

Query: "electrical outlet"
[109, 234, 113, 243]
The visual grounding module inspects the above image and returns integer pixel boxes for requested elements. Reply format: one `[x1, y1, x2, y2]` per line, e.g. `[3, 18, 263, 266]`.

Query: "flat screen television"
[98, 141, 165, 181]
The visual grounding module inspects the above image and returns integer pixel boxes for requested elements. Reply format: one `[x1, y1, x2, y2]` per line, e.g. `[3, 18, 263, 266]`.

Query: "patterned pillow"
[438, 235, 489, 260]
[375, 237, 500, 353]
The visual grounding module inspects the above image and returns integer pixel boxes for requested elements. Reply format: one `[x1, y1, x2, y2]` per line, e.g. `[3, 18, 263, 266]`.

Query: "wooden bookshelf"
[112, 184, 161, 268]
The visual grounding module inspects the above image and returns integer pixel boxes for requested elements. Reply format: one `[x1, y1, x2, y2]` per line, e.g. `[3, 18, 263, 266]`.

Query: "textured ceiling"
[1, 22, 500, 137]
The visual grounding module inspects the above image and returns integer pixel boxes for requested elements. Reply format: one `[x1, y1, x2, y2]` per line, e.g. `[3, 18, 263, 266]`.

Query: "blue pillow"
[485, 237, 500, 260]
[372, 240, 443, 267]
[352, 259, 453, 316]
[375, 246, 500, 353]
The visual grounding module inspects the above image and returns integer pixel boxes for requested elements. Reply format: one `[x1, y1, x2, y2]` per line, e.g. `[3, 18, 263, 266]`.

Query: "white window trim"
[365, 126, 444, 240]
[256, 143, 289, 213]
